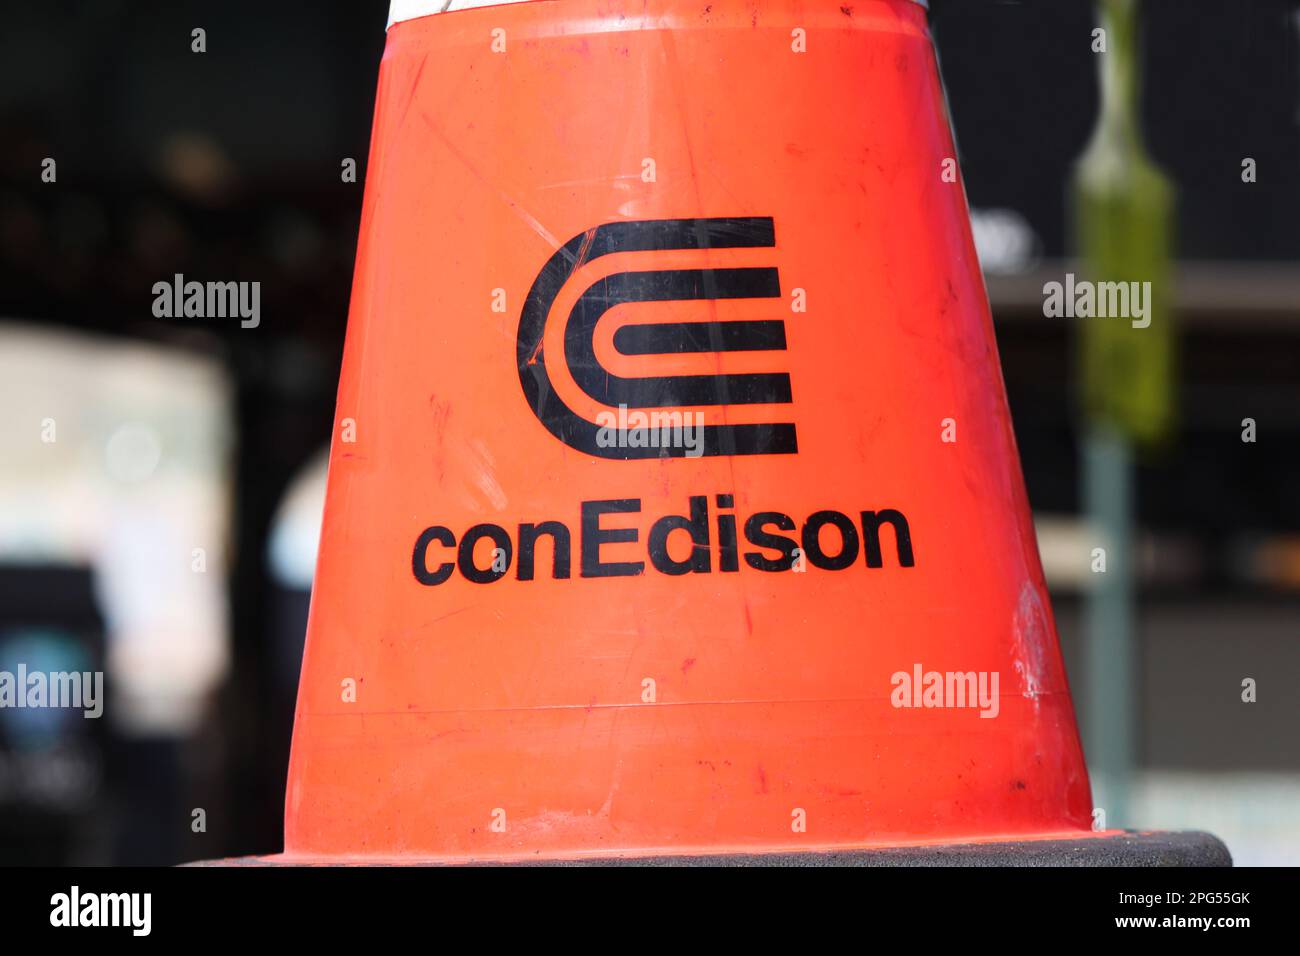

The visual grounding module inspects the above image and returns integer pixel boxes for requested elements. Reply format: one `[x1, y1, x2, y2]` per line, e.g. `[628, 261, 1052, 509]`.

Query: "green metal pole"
[1082, 425, 1135, 825]
[1073, 0, 1175, 827]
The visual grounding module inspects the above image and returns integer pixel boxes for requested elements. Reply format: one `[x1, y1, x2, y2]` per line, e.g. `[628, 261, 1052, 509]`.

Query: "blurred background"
[0, 0, 1296, 865]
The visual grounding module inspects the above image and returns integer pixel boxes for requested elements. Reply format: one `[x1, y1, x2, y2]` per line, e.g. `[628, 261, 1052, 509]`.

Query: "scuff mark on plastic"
[1011, 581, 1051, 706]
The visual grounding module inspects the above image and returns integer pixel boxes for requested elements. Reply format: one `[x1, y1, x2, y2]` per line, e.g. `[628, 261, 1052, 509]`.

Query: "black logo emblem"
[517, 217, 797, 458]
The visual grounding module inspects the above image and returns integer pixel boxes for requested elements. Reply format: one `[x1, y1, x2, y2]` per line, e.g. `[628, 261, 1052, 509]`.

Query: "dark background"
[0, 0, 1296, 864]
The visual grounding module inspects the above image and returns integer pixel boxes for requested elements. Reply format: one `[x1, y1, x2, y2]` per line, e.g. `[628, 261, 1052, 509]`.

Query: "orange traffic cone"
[258, 0, 1225, 864]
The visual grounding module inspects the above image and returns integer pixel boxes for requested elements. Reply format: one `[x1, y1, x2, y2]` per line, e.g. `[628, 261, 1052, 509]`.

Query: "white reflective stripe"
[388, 0, 534, 29]
[389, 0, 928, 30]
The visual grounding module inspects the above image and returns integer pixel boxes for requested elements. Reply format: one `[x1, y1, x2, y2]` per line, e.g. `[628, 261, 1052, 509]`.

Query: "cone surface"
[285, 0, 1094, 862]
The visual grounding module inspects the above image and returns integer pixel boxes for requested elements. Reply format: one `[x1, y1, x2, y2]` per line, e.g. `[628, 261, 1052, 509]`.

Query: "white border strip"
[389, 0, 927, 29]
[388, 0, 533, 29]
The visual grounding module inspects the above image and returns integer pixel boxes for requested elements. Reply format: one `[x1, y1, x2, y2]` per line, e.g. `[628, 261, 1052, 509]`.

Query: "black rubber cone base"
[198, 830, 1230, 867]
[522, 830, 1231, 866]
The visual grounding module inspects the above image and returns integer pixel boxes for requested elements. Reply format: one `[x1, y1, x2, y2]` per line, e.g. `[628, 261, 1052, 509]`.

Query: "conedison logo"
[517, 217, 795, 458]
[413, 494, 915, 586]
